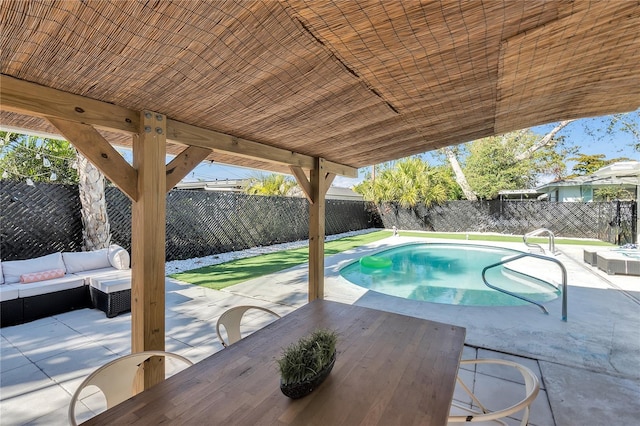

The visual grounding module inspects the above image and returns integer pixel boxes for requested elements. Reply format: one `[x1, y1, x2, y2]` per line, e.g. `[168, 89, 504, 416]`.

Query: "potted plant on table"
[276, 328, 338, 399]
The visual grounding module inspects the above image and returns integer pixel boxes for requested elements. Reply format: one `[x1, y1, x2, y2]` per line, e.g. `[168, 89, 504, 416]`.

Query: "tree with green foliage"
[0, 132, 78, 183]
[444, 111, 639, 199]
[244, 173, 297, 196]
[567, 153, 632, 178]
[593, 186, 635, 202]
[583, 111, 640, 153]
[461, 130, 572, 199]
[1, 131, 111, 250]
[353, 157, 457, 207]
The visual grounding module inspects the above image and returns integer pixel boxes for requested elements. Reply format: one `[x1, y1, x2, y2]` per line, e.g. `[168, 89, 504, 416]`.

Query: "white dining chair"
[448, 358, 540, 425]
[216, 305, 281, 347]
[68, 350, 193, 425]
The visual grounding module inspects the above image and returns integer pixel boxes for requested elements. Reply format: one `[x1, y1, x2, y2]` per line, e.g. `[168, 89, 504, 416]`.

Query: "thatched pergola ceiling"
[1, 0, 639, 175]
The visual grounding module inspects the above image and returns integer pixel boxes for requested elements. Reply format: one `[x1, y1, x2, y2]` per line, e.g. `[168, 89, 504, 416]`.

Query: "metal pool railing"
[482, 252, 568, 321]
[523, 228, 557, 255]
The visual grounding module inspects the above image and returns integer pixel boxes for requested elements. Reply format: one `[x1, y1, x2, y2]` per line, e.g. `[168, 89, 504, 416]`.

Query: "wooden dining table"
[84, 299, 466, 425]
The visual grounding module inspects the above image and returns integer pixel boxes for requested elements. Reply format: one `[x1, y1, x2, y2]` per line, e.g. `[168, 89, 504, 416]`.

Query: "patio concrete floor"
[1, 235, 638, 425]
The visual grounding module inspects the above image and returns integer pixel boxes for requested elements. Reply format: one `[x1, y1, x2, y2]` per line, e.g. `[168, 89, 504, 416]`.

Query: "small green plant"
[277, 329, 338, 385]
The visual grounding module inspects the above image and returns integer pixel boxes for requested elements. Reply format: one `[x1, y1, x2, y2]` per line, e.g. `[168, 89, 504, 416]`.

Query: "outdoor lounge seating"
[0, 245, 131, 326]
[68, 350, 193, 425]
[596, 251, 640, 276]
[583, 248, 598, 266]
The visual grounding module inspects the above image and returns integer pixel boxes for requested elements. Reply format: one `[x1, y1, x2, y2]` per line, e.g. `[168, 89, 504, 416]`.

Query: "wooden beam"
[166, 119, 357, 178]
[291, 166, 335, 203]
[325, 173, 336, 189]
[167, 120, 313, 169]
[0, 75, 357, 178]
[165, 146, 212, 192]
[290, 166, 312, 203]
[308, 158, 328, 301]
[46, 118, 138, 201]
[131, 111, 166, 390]
[1, 74, 138, 134]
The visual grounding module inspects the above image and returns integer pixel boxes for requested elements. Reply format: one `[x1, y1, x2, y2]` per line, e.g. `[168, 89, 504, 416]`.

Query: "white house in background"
[174, 179, 364, 201]
[175, 179, 247, 192]
[536, 169, 639, 202]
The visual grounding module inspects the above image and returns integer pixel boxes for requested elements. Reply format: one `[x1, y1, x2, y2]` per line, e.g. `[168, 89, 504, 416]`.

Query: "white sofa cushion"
[0, 284, 20, 302]
[2, 253, 66, 284]
[71, 267, 119, 283]
[17, 275, 85, 298]
[91, 277, 131, 293]
[63, 249, 112, 273]
[108, 245, 130, 269]
[88, 269, 131, 289]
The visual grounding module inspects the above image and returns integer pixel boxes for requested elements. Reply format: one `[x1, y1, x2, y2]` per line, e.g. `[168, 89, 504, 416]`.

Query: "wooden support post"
[131, 111, 166, 390]
[291, 162, 335, 301]
[308, 158, 327, 301]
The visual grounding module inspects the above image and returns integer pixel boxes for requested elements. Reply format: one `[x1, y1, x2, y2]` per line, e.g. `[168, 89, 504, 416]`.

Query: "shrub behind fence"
[1, 181, 375, 261]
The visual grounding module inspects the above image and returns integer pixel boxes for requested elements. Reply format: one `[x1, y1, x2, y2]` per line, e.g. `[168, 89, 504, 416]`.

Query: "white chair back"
[216, 305, 280, 347]
[68, 350, 193, 425]
[448, 358, 540, 425]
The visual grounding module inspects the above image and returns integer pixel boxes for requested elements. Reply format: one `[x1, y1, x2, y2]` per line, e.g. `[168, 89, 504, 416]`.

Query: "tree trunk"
[445, 147, 477, 201]
[445, 120, 576, 199]
[77, 153, 111, 250]
[514, 120, 574, 161]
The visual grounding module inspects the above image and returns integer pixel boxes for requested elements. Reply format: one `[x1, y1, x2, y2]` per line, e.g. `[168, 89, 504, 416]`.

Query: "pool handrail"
[523, 228, 557, 255]
[482, 252, 568, 321]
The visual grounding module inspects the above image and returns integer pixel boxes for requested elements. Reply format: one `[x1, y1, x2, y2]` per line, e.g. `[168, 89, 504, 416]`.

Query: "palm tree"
[77, 154, 111, 250]
[354, 157, 452, 207]
[244, 174, 297, 196]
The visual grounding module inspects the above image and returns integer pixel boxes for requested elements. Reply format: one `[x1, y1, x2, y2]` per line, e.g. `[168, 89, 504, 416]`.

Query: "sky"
[177, 111, 639, 188]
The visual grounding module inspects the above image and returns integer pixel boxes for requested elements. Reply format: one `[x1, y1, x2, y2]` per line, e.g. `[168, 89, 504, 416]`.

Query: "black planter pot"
[280, 353, 336, 399]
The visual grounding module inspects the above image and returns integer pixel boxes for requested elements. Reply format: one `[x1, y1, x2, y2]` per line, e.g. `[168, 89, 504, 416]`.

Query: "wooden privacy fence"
[372, 200, 637, 245]
[0, 181, 375, 261]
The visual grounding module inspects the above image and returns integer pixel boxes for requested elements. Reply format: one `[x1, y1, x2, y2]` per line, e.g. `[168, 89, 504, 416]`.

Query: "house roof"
[537, 175, 639, 190]
[1, 1, 639, 175]
[175, 179, 363, 200]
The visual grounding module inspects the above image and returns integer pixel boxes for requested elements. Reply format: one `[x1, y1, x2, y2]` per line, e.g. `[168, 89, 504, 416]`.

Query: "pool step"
[501, 254, 562, 287]
[499, 268, 558, 295]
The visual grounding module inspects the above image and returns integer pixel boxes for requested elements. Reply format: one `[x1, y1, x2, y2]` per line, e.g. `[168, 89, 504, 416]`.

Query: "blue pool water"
[340, 243, 560, 306]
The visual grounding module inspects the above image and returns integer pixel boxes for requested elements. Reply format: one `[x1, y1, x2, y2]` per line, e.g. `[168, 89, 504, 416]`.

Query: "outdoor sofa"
[0, 245, 131, 327]
[595, 250, 640, 276]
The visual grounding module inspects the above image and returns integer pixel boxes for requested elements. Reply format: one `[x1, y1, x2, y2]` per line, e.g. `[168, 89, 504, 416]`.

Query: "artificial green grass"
[397, 231, 615, 246]
[169, 230, 392, 290]
[171, 228, 613, 290]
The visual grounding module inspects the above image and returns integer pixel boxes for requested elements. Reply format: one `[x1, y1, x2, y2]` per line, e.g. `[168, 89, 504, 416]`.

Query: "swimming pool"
[340, 243, 560, 306]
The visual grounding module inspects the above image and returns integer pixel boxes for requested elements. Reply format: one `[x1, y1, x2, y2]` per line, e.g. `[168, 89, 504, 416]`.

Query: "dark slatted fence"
[2, 181, 635, 262]
[0, 182, 83, 258]
[374, 200, 636, 244]
[1, 181, 374, 261]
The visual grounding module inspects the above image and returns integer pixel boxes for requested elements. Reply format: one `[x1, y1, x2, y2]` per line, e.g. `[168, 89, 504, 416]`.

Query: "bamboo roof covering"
[1, 0, 639, 175]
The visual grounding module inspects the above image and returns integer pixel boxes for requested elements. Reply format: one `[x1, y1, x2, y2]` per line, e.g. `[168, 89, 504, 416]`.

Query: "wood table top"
[84, 300, 466, 425]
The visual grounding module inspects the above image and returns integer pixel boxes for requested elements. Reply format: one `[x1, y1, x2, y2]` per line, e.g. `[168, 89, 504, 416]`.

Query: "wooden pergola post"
[292, 159, 335, 301]
[308, 158, 326, 301]
[131, 111, 167, 389]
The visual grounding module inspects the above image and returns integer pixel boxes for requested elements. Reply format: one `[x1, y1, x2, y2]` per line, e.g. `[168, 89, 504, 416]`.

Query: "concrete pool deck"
[1, 235, 639, 425]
